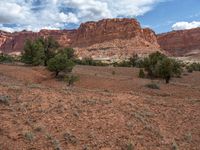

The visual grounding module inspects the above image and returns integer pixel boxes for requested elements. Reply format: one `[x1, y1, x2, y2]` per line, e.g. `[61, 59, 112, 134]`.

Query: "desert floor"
[0, 64, 200, 150]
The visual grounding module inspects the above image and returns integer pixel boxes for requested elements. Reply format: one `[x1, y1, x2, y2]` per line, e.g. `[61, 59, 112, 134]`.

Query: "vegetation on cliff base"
[0, 53, 14, 63]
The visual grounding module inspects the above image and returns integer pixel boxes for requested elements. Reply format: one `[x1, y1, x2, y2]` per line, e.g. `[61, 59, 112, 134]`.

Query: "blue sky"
[0, 0, 199, 33]
[137, 0, 200, 33]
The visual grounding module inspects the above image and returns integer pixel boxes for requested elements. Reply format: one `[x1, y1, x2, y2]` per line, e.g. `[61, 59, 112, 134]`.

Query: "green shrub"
[64, 75, 79, 86]
[129, 54, 139, 67]
[139, 69, 145, 78]
[113, 60, 131, 67]
[47, 52, 75, 77]
[143, 52, 182, 83]
[24, 132, 34, 141]
[0, 54, 14, 63]
[186, 63, 200, 72]
[75, 58, 108, 66]
[0, 95, 10, 105]
[145, 82, 160, 90]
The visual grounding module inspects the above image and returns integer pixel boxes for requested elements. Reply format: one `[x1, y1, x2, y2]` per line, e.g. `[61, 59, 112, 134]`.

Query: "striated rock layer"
[0, 18, 161, 58]
[157, 27, 200, 57]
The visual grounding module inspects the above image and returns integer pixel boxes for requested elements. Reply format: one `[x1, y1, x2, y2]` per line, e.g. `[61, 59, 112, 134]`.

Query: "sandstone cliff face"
[0, 18, 161, 58]
[157, 27, 200, 57]
[0, 31, 11, 51]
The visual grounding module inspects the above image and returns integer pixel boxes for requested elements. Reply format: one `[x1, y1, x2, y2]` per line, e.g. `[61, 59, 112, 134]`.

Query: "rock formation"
[0, 18, 161, 59]
[157, 27, 200, 57]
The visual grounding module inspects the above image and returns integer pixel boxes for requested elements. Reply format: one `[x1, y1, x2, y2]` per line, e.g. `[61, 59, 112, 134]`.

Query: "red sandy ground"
[0, 64, 200, 150]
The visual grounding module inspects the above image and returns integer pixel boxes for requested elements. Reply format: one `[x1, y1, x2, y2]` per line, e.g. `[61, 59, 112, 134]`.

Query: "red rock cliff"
[0, 18, 161, 58]
[157, 27, 200, 57]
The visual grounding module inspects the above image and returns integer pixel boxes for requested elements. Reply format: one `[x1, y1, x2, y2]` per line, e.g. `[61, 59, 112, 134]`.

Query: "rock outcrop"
[157, 27, 200, 57]
[0, 18, 161, 59]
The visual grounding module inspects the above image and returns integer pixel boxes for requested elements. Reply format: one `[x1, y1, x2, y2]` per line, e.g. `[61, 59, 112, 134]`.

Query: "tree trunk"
[165, 76, 170, 84]
[55, 71, 59, 77]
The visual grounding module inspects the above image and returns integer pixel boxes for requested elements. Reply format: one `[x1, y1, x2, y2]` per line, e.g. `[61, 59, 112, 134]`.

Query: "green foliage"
[64, 75, 79, 86]
[24, 132, 34, 142]
[113, 60, 131, 67]
[143, 52, 182, 83]
[145, 82, 160, 90]
[143, 52, 166, 77]
[0, 95, 11, 105]
[0, 53, 14, 63]
[113, 54, 143, 68]
[21, 37, 59, 66]
[186, 63, 200, 72]
[75, 57, 108, 66]
[61, 48, 76, 60]
[129, 54, 139, 67]
[139, 69, 145, 78]
[47, 49, 75, 76]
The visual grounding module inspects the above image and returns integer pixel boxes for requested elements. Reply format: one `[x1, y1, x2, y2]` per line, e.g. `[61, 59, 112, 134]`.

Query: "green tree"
[47, 49, 75, 77]
[143, 51, 166, 78]
[142, 52, 182, 83]
[37, 37, 59, 66]
[21, 39, 35, 64]
[21, 37, 59, 66]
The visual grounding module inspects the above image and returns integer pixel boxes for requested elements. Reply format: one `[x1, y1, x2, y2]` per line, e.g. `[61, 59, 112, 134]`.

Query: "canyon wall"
[157, 27, 200, 57]
[0, 18, 160, 59]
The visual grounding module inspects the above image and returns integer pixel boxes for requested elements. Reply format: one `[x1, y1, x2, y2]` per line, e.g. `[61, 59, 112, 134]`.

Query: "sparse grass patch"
[172, 140, 179, 150]
[45, 134, 62, 150]
[133, 110, 154, 124]
[24, 131, 34, 142]
[184, 132, 192, 142]
[126, 143, 134, 150]
[145, 82, 160, 90]
[112, 70, 116, 75]
[52, 139, 62, 150]
[63, 132, 77, 144]
[45, 133, 53, 140]
[28, 83, 43, 89]
[0, 95, 11, 105]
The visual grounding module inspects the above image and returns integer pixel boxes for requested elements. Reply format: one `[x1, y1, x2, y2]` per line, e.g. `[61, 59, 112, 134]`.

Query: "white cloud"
[0, 0, 165, 32]
[172, 21, 200, 30]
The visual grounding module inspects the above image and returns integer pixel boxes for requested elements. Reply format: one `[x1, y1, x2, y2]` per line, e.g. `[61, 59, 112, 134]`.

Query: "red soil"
[0, 64, 200, 150]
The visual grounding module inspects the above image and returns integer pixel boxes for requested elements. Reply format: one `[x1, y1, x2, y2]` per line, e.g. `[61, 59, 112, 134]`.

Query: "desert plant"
[143, 52, 182, 83]
[24, 132, 34, 141]
[0, 95, 10, 105]
[112, 71, 116, 75]
[139, 69, 145, 78]
[172, 140, 179, 150]
[64, 75, 79, 86]
[186, 63, 200, 72]
[75, 58, 108, 66]
[129, 54, 139, 67]
[113, 60, 131, 67]
[21, 37, 59, 66]
[0, 54, 14, 63]
[145, 82, 160, 90]
[47, 53, 75, 77]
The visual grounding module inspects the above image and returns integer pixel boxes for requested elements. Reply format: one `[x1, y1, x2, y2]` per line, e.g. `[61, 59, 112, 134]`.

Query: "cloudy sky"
[0, 0, 199, 33]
